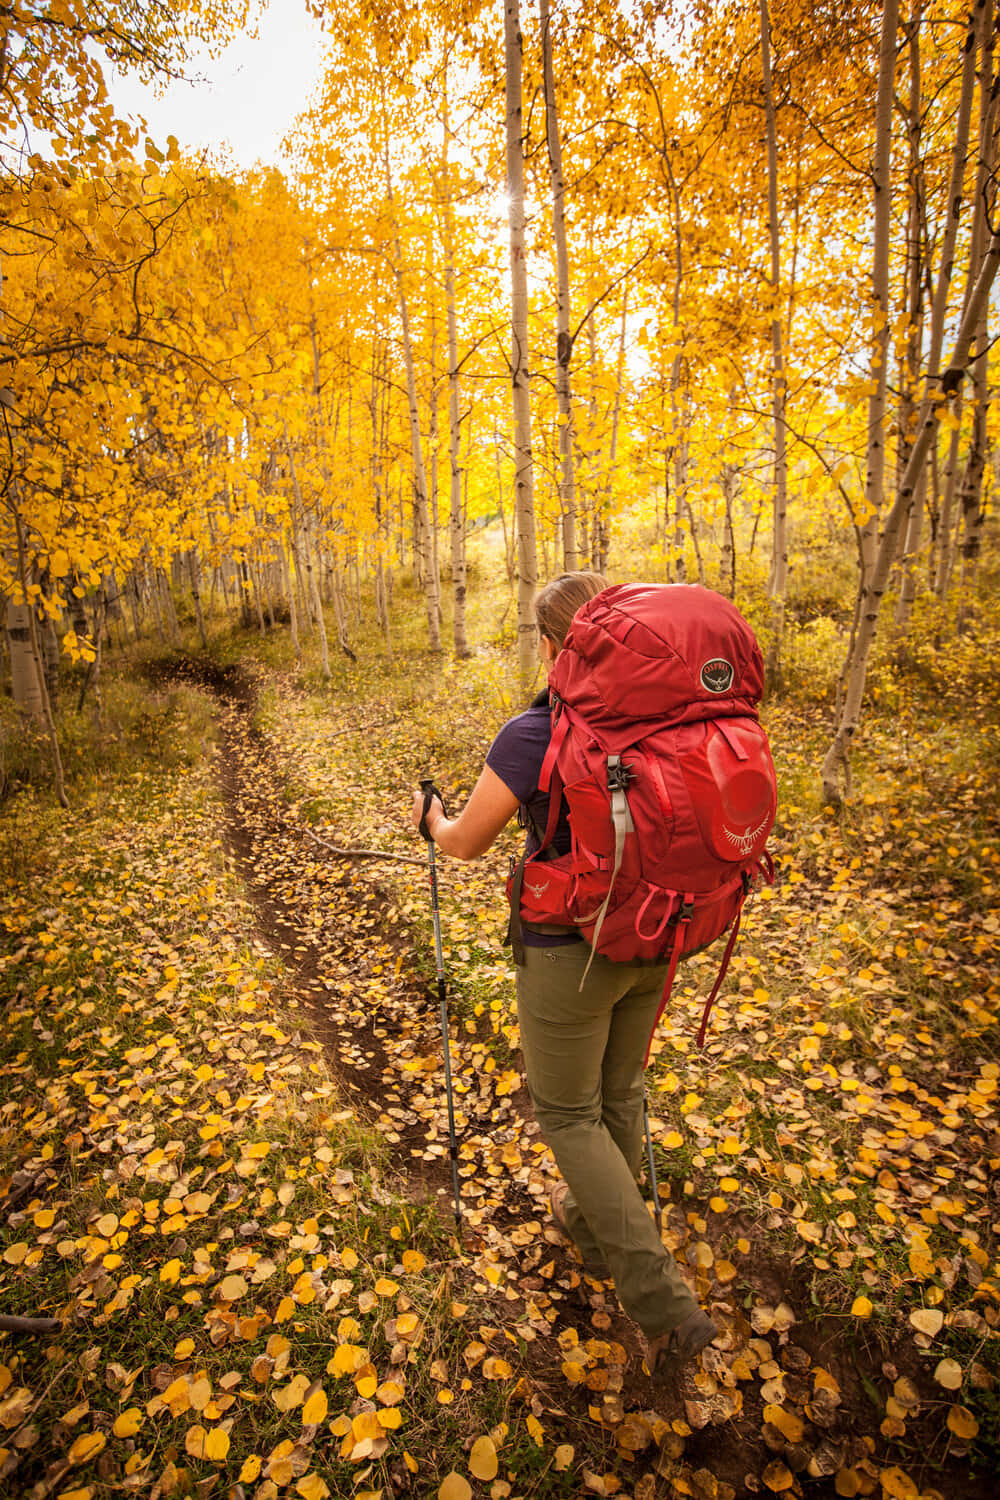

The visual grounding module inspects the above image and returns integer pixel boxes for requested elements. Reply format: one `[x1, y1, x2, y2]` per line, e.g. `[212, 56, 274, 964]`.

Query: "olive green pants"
[516, 942, 700, 1339]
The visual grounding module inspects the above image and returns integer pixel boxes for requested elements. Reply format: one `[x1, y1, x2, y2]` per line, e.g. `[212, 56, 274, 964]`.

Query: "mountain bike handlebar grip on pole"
[419, 778, 448, 842]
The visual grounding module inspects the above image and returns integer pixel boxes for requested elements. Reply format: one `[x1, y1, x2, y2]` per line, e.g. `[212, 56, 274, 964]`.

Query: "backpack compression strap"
[577, 754, 635, 990]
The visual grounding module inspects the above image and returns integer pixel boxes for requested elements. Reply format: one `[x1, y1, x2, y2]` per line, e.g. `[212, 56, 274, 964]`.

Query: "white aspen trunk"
[859, 0, 899, 586]
[822, 223, 1000, 802]
[188, 551, 208, 648]
[506, 0, 538, 696]
[598, 285, 630, 575]
[760, 0, 789, 691]
[440, 76, 470, 659]
[13, 506, 68, 806]
[307, 518, 331, 680]
[427, 279, 442, 630]
[956, 0, 996, 619]
[6, 601, 43, 717]
[896, 0, 979, 627]
[540, 0, 577, 571]
[286, 436, 331, 678]
[380, 82, 440, 652]
[282, 540, 301, 661]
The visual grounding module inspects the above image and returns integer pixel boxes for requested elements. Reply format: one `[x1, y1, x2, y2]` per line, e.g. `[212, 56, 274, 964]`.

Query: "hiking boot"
[643, 1308, 718, 1375]
[549, 1182, 610, 1279]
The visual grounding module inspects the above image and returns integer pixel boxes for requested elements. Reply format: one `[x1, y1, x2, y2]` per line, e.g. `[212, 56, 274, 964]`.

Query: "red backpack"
[507, 583, 777, 1049]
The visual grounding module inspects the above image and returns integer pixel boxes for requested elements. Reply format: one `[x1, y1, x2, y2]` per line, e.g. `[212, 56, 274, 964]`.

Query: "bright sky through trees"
[108, 0, 329, 169]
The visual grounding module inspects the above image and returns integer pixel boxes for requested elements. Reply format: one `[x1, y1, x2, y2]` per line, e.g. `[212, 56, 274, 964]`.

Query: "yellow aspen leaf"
[835, 1471, 861, 1498]
[174, 1338, 195, 1359]
[301, 1385, 328, 1425]
[217, 1275, 248, 1301]
[401, 1250, 425, 1273]
[909, 1309, 943, 1336]
[762, 1460, 795, 1492]
[934, 1359, 963, 1390]
[275, 1296, 295, 1322]
[341, 1248, 359, 1270]
[469, 1436, 498, 1481]
[3, 1244, 29, 1265]
[526, 1414, 544, 1445]
[850, 1296, 873, 1319]
[879, 1467, 919, 1498]
[352, 1411, 382, 1443]
[554, 1444, 574, 1471]
[377, 1406, 403, 1429]
[68, 1433, 106, 1466]
[188, 1378, 212, 1411]
[296, 1477, 330, 1500]
[273, 1374, 309, 1411]
[482, 1357, 512, 1380]
[376, 1380, 405, 1405]
[94, 1214, 118, 1237]
[204, 1427, 230, 1461]
[796, 1221, 823, 1244]
[438, 1473, 472, 1500]
[161, 1377, 190, 1415]
[373, 1278, 399, 1297]
[159, 1258, 181, 1284]
[762, 1405, 803, 1443]
[662, 1132, 684, 1149]
[396, 1313, 420, 1338]
[184, 1426, 208, 1459]
[946, 1406, 978, 1439]
[329, 1344, 366, 1376]
[33, 1210, 55, 1230]
[57, 1491, 92, 1500]
[239, 1456, 262, 1483]
[113, 1409, 143, 1438]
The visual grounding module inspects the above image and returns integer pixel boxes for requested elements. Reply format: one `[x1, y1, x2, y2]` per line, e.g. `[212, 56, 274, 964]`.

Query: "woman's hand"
[408, 768, 520, 859]
[411, 788, 444, 840]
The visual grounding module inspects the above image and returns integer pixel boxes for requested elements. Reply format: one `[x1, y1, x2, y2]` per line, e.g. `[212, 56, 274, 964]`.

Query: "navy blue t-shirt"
[486, 688, 580, 946]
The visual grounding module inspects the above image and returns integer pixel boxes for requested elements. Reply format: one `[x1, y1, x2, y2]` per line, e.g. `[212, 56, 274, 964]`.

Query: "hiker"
[410, 571, 719, 1375]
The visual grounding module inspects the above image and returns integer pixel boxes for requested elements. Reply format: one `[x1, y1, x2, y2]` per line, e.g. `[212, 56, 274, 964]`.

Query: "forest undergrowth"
[1, 591, 998, 1500]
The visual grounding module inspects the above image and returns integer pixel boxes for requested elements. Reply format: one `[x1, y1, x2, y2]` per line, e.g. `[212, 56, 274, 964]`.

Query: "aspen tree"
[505, 0, 539, 696]
[438, 56, 471, 659]
[759, 0, 789, 691]
[895, 0, 980, 628]
[540, 0, 578, 571]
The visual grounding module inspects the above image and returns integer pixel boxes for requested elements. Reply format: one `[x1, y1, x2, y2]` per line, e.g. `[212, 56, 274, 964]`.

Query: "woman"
[410, 572, 717, 1374]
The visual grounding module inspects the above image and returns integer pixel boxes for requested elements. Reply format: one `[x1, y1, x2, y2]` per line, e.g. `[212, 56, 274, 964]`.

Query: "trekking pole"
[643, 1091, 663, 1235]
[419, 779, 463, 1230]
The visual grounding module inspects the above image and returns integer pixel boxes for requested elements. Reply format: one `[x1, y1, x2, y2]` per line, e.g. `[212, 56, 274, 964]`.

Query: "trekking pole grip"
[419, 778, 447, 842]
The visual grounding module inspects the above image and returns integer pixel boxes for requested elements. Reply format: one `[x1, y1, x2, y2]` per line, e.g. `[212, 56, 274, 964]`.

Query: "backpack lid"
[549, 582, 764, 745]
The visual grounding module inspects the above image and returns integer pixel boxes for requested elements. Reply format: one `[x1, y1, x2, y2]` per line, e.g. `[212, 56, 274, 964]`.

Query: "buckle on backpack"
[607, 755, 633, 794]
[679, 898, 694, 922]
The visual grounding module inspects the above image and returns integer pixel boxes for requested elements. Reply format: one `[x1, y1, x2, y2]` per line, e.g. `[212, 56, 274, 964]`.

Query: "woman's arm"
[411, 765, 520, 860]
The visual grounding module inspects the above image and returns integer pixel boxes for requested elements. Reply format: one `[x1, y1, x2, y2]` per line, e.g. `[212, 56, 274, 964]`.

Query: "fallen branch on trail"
[302, 826, 426, 867]
[0, 1314, 62, 1334]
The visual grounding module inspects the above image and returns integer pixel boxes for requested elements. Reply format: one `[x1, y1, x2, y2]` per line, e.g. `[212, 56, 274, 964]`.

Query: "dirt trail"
[176, 657, 991, 1500]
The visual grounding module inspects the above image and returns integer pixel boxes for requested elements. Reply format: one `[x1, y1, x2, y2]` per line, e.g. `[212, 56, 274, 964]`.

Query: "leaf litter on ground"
[0, 649, 997, 1500]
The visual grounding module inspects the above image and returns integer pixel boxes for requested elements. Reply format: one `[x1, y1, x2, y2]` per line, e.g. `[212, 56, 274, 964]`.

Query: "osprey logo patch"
[700, 658, 735, 694]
